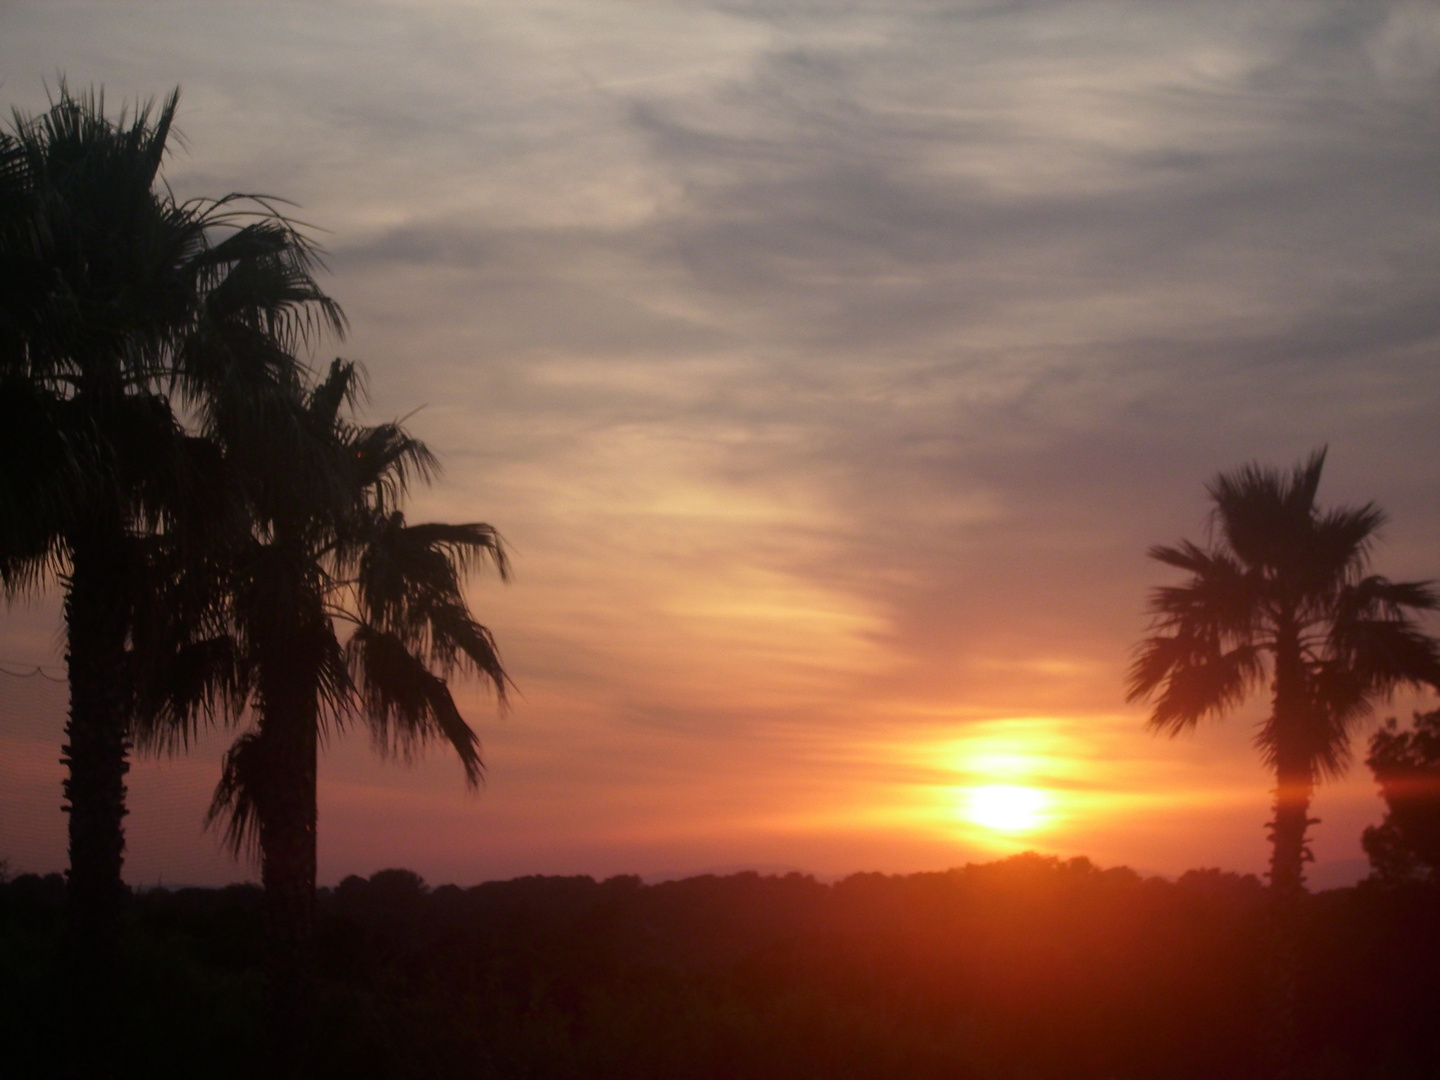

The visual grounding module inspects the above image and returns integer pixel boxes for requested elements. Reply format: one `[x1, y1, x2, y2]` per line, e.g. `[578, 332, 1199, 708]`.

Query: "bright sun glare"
[965, 785, 1049, 833]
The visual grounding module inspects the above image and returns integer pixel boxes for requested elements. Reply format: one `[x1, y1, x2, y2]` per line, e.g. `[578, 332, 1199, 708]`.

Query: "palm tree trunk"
[1264, 624, 1313, 1079]
[1267, 763, 1313, 899]
[61, 528, 132, 1078]
[1267, 620, 1316, 897]
[1264, 756, 1313, 1080]
[258, 682, 319, 1079]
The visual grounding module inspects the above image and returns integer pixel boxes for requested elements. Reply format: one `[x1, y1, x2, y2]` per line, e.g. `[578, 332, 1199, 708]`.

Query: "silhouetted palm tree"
[1128, 449, 1440, 1077]
[183, 360, 508, 1074]
[0, 83, 342, 1043]
[1127, 450, 1440, 896]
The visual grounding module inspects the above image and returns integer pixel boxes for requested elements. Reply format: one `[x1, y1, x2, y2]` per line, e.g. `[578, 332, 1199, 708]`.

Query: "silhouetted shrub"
[1365, 710, 1440, 883]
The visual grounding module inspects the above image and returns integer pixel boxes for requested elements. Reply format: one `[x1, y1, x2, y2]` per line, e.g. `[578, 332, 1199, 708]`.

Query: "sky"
[1, 0, 1438, 889]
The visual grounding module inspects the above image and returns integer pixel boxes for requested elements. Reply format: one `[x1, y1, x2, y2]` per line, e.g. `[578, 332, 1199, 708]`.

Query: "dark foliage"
[1364, 709, 1440, 883]
[2, 854, 1438, 1079]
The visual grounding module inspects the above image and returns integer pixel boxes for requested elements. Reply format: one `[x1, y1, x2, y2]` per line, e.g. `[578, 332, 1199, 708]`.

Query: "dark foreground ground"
[3, 854, 1438, 1079]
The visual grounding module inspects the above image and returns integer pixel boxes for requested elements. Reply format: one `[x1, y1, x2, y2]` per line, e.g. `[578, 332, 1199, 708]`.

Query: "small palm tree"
[1128, 449, 1440, 897]
[148, 360, 508, 1073]
[0, 82, 342, 1048]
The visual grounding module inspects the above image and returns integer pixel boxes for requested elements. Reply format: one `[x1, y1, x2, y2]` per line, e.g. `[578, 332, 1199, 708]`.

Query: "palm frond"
[1147, 540, 1218, 575]
[352, 515, 507, 624]
[1143, 549, 1258, 640]
[306, 358, 362, 430]
[1339, 575, 1439, 621]
[347, 422, 438, 513]
[1334, 617, 1440, 697]
[1326, 576, 1440, 695]
[92, 388, 195, 535]
[346, 625, 484, 786]
[206, 730, 268, 861]
[1129, 635, 1263, 735]
[423, 600, 510, 695]
[315, 627, 354, 738]
[132, 635, 247, 753]
[348, 512, 510, 697]
[1208, 448, 1327, 572]
[383, 521, 510, 580]
[1310, 504, 1384, 572]
[0, 379, 86, 595]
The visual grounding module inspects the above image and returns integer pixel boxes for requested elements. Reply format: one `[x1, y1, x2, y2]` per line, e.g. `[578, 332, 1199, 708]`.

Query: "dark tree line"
[4, 855, 1440, 1079]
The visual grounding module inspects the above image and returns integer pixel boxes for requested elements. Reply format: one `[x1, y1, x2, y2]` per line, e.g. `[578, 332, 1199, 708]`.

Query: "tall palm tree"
[0, 83, 343, 1037]
[146, 360, 509, 1074]
[1128, 449, 1440, 897]
[1128, 451, 1440, 1076]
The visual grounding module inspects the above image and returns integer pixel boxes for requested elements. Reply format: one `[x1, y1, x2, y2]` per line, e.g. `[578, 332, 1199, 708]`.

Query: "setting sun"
[965, 785, 1050, 833]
